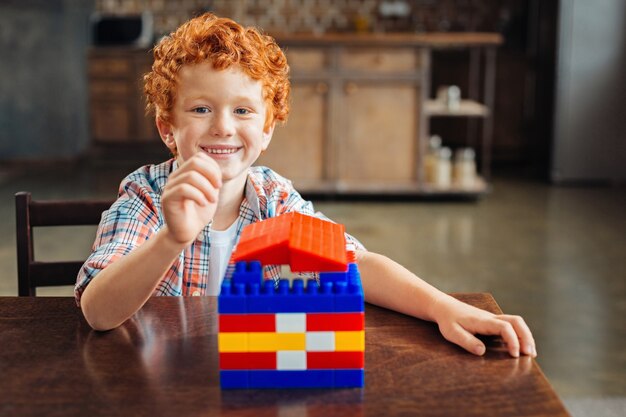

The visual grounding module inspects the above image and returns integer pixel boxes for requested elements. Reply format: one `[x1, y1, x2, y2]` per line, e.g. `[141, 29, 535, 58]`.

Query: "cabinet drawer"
[285, 48, 328, 72]
[340, 48, 418, 73]
[90, 102, 132, 141]
[89, 58, 132, 77]
[90, 80, 131, 98]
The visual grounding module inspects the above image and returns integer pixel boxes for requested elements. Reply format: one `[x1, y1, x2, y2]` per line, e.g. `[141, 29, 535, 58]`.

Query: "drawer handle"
[344, 82, 358, 95]
[315, 82, 328, 95]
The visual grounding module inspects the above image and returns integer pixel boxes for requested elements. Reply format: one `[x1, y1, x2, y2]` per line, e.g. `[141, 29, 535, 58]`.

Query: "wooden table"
[0, 294, 569, 417]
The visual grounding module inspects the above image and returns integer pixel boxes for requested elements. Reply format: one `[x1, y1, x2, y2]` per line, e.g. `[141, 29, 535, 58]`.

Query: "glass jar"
[434, 147, 452, 189]
[424, 135, 442, 184]
[453, 148, 477, 189]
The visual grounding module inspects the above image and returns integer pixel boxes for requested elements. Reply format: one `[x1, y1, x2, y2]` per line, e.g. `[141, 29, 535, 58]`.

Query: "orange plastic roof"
[231, 212, 348, 272]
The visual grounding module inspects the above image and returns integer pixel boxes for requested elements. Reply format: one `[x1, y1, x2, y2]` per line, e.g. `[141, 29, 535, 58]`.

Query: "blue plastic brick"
[246, 278, 305, 313]
[243, 278, 335, 313]
[319, 269, 349, 284]
[302, 279, 334, 312]
[220, 370, 249, 389]
[247, 370, 334, 388]
[218, 280, 247, 313]
[232, 261, 263, 285]
[334, 369, 364, 388]
[332, 264, 364, 312]
[219, 261, 363, 314]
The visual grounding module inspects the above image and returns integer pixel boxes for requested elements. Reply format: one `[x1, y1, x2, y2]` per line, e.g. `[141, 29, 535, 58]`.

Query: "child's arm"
[357, 250, 536, 358]
[81, 154, 221, 331]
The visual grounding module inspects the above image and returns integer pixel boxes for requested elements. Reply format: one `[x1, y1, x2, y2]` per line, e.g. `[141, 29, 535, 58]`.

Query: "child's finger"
[167, 170, 219, 203]
[190, 152, 223, 188]
[468, 317, 521, 357]
[488, 319, 520, 357]
[498, 315, 536, 357]
[442, 323, 486, 356]
[164, 183, 211, 207]
[170, 153, 222, 190]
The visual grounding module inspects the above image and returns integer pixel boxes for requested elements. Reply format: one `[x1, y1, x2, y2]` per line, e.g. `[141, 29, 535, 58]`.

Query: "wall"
[94, 0, 504, 36]
[0, 0, 93, 161]
[552, 0, 626, 182]
[0, 0, 549, 166]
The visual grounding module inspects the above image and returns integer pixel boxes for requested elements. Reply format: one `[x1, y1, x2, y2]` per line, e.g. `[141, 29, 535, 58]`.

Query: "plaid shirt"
[75, 159, 364, 302]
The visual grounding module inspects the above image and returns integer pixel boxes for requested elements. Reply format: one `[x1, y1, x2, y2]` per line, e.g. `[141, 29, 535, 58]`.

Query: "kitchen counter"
[271, 32, 503, 48]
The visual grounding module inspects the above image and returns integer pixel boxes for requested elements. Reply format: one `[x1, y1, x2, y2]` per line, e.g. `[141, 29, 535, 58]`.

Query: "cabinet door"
[255, 82, 328, 185]
[90, 101, 132, 142]
[339, 82, 419, 184]
[135, 57, 159, 142]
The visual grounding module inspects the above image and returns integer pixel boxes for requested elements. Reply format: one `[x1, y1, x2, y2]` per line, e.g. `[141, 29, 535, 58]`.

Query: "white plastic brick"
[277, 351, 307, 370]
[275, 313, 306, 333]
[306, 331, 335, 352]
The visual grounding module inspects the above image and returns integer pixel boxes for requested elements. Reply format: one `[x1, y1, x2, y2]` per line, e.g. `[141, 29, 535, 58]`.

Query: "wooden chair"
[15, 192, 113, 296]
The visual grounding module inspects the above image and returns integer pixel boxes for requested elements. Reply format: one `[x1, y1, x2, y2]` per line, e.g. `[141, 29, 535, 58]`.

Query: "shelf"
[291, 177, 489, 199]
[419, 176, 489, 195]
[424, 99, 489, 117]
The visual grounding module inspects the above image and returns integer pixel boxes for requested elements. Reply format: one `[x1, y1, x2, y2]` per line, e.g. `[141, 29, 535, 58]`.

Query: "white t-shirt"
[207, 221, 239, 296]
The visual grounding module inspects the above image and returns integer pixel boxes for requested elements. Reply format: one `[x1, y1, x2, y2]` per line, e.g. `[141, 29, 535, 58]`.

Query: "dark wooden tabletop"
[0, 294, 568, 417]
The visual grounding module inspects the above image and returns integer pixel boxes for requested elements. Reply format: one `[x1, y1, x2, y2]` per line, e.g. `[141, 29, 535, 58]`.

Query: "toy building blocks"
[218, 213, 364, 389]
[232, 212, 348, 272]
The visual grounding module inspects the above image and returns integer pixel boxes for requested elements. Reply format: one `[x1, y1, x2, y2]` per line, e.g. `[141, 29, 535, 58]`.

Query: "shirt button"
[192, 290, 201, 296]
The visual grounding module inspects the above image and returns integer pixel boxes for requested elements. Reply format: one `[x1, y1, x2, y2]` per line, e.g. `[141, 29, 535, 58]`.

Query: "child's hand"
[430, 295, 537, 358]
[161, 153, 222, 246]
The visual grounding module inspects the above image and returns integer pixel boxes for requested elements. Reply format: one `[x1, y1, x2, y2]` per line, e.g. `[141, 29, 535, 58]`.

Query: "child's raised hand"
[161, 153, 222, 246]
[430, 295, 537, 358]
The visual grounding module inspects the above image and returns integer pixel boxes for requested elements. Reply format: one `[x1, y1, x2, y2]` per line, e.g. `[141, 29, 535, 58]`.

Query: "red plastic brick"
[307, 352, 364, 369]
[306, 312, 365, 331]
[219, 314, 276, 333]
[219, 352, 277, 370]
[232, 213, 348, 272]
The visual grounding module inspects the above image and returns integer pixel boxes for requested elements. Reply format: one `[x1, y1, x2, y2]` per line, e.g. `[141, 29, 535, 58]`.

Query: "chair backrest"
[15, 191, 113, 296]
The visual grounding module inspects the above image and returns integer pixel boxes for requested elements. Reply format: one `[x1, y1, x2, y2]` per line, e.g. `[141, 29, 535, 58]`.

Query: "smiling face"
[158, 62, 275, 187]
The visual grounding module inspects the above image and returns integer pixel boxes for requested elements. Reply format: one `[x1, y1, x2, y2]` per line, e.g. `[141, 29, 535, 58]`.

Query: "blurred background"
[0, 1, 625, 416]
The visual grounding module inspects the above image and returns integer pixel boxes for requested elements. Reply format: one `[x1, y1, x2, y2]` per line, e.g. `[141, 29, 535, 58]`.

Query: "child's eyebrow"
[183, 95, 261, 106]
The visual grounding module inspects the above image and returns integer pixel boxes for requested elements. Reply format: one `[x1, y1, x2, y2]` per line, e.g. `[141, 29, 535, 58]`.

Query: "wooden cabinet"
[337, 47, 421, 188]
[88, 48, 158, 143]
[256, 42, 426, 194]
[339, 82, 418, 185]
[256, 47, 331, 189]
[258, 33, 502, 196]
[260, 82, 328, 184]
[87, 34, 500, 196]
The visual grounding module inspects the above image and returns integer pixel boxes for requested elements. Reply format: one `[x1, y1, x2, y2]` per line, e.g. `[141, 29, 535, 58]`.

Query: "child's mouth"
[201, 146, 241, 155]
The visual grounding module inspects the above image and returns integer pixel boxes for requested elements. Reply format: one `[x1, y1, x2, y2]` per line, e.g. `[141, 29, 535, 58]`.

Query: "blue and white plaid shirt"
[75, 159, 364, 303]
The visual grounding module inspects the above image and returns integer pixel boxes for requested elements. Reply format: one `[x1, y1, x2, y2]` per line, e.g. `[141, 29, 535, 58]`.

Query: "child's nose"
[209, 112, 235, 138]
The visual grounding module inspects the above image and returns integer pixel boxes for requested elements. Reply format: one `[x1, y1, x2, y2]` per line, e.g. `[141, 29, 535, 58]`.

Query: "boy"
[77, 13, 536, 359]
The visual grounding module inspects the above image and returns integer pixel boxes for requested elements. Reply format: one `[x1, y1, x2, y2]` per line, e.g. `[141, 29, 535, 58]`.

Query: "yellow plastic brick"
[276, 333, 306, 350]
[218, 332, 248, 352]
[335, 331, 365, 351]
[248, 332, 306, 351]
[248, 332, 277, 351]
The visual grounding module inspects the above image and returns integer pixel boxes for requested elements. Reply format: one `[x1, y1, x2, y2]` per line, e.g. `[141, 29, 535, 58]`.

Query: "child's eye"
[234, 108, 250, 115]
[192, 107, 210, 114]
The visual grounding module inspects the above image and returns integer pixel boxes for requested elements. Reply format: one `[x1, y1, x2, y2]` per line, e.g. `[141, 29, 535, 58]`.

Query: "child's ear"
[156, 117, 176, 150]
[261, 121, 276, 151]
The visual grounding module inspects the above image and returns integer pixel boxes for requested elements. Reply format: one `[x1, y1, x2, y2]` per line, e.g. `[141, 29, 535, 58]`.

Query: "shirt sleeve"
[74, 176, 163, 304]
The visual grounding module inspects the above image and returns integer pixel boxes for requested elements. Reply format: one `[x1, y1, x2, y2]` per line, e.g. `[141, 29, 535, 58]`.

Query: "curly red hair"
[144, 13, 290, 132]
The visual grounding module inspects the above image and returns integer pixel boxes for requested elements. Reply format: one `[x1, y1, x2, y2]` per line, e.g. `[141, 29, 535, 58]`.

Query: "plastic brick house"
[218, 212, 365, 389]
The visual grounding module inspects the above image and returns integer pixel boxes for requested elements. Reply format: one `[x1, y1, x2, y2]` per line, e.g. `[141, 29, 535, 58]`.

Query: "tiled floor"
[1, 160, 624, 414]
